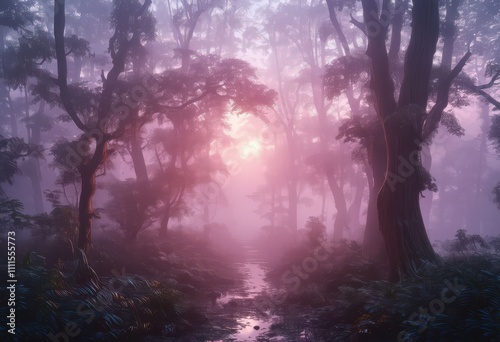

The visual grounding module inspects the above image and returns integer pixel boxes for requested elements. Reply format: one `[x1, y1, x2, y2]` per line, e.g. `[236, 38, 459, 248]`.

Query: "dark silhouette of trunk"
[129, 122, 149, 182]
[160, 202, 171, 238]
[363, 133, 386, 258]
[378, 105, 437, 280]
[325, 0, 350, 56]
[78, 167, 97, 250]
[361, 0, 462, 280]
[420, 144, 433, 226]
[326, 173, 349, 240]
[441, 0, 460, 73]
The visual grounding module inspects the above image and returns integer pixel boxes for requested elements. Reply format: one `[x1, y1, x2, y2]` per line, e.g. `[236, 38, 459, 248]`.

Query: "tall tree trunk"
[420, 144, 433, 227]
[326, 173, 348, 240]
[54, 0, 152, 250]
[362, 0, 442, 280]
[378, 106, 437, 280]
[363, 133, 386, 258]
[160, 201, 171, 238]
[78, 167, 97, 251]
[130, 129, 149, 182]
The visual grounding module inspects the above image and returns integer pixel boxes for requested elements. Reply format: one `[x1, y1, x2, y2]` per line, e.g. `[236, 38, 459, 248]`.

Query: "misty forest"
[1, 0, 500, 341]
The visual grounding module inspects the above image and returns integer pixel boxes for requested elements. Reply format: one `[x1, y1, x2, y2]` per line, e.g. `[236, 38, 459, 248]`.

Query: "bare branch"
[349, 13, 365, 34]
[477, 70, 500, 90]
[326, 0, 350, 56]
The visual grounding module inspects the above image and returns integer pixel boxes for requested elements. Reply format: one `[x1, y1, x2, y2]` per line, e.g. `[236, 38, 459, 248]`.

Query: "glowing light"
[239, 140, 261, 159]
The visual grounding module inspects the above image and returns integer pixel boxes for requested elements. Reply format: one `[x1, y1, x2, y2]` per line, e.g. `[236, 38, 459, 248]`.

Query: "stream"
[215, 242, 280, 341]
[174, 241, 287, 342]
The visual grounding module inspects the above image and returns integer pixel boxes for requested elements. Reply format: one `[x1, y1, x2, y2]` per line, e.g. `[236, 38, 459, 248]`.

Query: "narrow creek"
[176, 240, 287, 342]
[215, 241, 280, 341]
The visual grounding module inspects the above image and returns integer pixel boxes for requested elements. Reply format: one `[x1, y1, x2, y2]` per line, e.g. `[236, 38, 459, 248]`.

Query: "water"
[215, 242, 280, 341]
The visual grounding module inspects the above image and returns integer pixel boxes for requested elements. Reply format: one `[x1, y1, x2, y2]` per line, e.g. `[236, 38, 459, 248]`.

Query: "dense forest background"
[0, 0, 499, 341]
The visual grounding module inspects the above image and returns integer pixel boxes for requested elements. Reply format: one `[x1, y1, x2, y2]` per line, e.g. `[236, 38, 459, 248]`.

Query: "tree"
[321, 0, 392, 249]
[359, 0, 473, 280]
[490, 115, 500, 209]
[53, 0, 156, 251]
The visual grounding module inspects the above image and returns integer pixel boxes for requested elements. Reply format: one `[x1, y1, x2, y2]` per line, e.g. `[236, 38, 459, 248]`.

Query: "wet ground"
[177, 241, 287, 342]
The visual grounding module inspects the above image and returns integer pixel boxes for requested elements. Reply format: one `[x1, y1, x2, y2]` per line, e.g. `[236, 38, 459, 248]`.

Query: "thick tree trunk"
[378, 106, 438, 280]
[362, 0, 441, 280]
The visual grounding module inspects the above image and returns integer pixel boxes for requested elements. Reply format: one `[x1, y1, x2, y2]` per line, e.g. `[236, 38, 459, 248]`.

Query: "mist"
[0, 0, 499, 341]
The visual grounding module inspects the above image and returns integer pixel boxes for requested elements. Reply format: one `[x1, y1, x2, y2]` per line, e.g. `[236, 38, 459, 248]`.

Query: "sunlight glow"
[239, 139, 262, 159]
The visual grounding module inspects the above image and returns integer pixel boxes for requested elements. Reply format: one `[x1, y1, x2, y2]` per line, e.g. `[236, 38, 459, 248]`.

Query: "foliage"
[493, 183, 500, 210]
[324, 55, 368, 99]
[0, 230, 241, 340]
[105, 179, 159, 241]
[0, 135, 41, 188]
[489, 115, 500, 154]
[31, 206, 79, 243]
[265, 241, 500, 342]
[0, 135, 39, 230]
[305, 216, 326, 244]
[0, 195, 29, 231]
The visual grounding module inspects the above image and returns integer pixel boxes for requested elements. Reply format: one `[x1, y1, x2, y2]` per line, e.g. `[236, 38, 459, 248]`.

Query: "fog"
[0, 0, 499, 341]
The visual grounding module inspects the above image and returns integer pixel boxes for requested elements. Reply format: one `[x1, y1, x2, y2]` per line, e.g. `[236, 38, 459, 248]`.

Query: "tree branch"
[326, 0, 350, 56]
[477, 70, 500, 90]
[423, 51, 472, 141]
[398, 0, 440, 109]
[361, 0, 396, 119]
[349, 13, 365, 34]
[388, 0, 406, 62]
